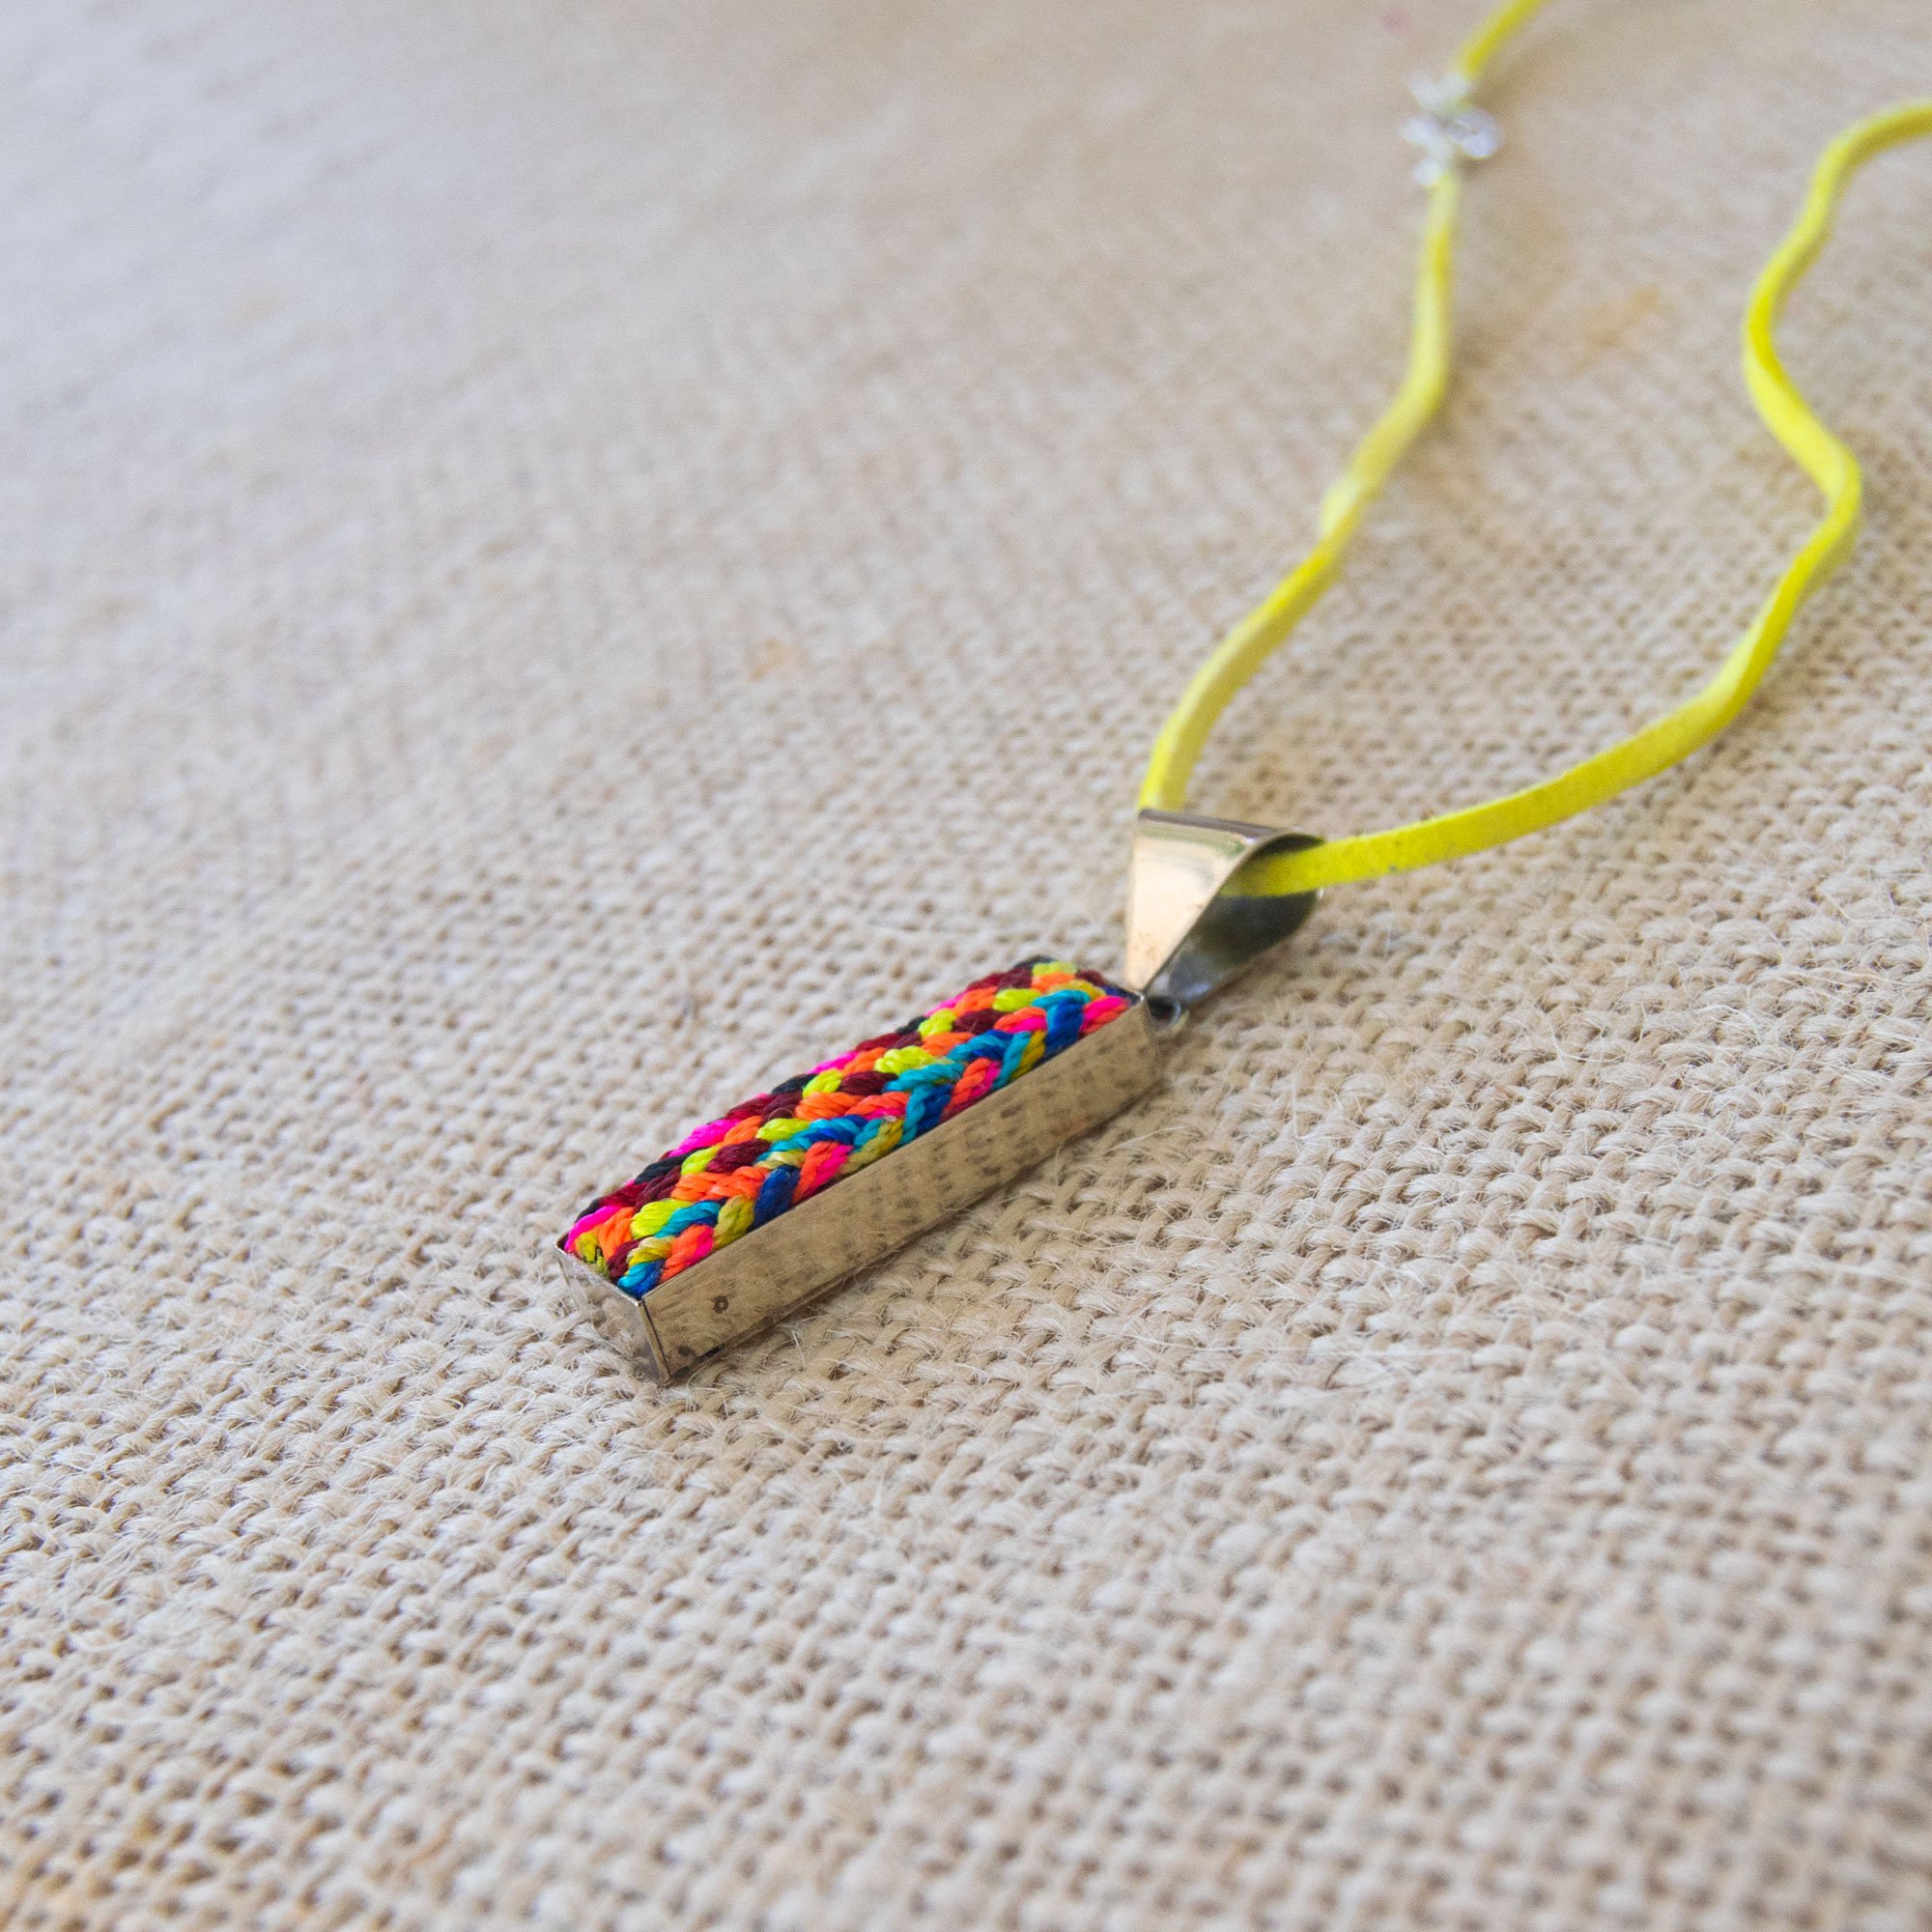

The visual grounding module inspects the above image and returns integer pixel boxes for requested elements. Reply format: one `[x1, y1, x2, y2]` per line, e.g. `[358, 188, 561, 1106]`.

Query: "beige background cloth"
[6, 1, 1930, 1925]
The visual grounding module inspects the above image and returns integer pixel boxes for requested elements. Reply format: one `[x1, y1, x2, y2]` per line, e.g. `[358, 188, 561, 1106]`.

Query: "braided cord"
[562, 960, 1130, 1297]
[1139, 0, 1932, 899]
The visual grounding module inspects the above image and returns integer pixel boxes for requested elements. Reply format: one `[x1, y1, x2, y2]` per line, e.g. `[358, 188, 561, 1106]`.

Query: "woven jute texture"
[6, 1, 1930, 1926]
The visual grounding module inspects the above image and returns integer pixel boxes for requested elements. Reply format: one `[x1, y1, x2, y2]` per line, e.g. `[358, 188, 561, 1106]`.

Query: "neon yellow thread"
[630, 1200, 677, 1240]
[1139, 0, 1930, 899]
[847, 1118, 904, 1169]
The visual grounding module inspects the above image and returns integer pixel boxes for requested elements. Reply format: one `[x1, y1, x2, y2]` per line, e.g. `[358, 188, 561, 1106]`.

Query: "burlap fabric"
[6, 2, 1930, 1925]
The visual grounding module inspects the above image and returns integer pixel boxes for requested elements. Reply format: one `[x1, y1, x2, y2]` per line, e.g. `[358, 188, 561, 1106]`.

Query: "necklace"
[556, 0, 1932, 1380]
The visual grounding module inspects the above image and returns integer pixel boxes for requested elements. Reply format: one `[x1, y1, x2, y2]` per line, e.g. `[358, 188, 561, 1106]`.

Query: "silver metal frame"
[558, 996, 1164, 1381]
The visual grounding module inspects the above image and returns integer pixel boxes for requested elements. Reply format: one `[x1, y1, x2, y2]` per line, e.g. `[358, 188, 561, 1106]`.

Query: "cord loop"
[1137, 0, 1930, 904]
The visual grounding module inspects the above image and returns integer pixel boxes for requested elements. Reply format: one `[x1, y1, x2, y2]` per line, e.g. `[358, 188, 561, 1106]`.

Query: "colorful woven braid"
[561, 959, 1132, 1298]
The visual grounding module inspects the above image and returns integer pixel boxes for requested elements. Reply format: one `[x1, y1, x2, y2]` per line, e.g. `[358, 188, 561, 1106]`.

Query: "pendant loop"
[1122, 810, 1322, 1013]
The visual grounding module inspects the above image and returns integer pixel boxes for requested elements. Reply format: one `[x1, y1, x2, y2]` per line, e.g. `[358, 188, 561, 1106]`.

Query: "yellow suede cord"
[1138, 0, 1932, 900]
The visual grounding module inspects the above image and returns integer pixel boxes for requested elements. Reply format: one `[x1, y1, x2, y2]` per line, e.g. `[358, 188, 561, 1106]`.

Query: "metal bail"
[1122, 810, 1322, 1012]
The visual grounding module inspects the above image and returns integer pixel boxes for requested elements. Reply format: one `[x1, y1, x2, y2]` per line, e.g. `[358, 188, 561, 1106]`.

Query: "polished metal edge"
[557, 998, 1162, 1382]
[1123, 810, 1321, 1011]
[555, 1247, 671, 1381]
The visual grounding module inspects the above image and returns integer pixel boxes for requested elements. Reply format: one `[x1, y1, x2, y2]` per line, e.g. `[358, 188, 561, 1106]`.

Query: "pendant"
[556, 812, 1320, 1378]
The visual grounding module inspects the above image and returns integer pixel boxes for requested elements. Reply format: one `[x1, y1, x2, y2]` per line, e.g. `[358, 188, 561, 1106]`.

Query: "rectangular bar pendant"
[556, 958, 1162, 1380]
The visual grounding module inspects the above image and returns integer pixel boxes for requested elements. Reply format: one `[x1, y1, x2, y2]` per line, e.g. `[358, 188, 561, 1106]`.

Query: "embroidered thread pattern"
[561, 960, 1131, 1297]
